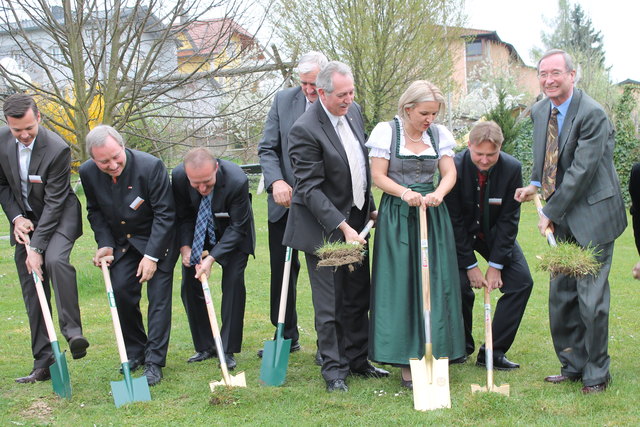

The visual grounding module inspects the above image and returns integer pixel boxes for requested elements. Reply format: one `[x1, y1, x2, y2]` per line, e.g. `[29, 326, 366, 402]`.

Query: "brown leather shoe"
[15, 368, 51, 383]
[581, 382, 607, 394]
[544, 374, 581, 384]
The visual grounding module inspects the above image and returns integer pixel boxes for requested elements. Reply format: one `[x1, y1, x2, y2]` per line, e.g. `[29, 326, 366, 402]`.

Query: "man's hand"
[338, 221, 365, 245]
[485, 266, 503, 290]
[271, 180, 292, 207]
[136, 257, 157, 283]
[195, 255, 215, 280]
[180, 245, 192, 267]
[466, 266, 487, 289]
[25, 247, 44, 281]
[14, 217, 34, 245]
[93, 247, 114, 267]
[514, 184, 538, 203]
[538, 215, 554, 237]
[633, 261, 640, 280]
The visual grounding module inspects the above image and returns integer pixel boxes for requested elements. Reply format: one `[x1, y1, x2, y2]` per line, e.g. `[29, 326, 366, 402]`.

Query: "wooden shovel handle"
[483, 286, 494, 385]
[199, 275, 232, 384]
[99, 256, 129, 365]
[533, 194, 557, 247]
[418, 207, 432, 348]
[30, 269, 59, 343]
[276, 247, 292, 325]
[358, 219, 375, 240]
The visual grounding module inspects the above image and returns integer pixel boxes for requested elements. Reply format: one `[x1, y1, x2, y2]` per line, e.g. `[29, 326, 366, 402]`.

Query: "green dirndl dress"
[369, 123, 465, 365]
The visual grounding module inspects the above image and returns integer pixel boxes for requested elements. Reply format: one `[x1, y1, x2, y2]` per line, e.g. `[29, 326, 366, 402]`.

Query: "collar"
[319, 99, 342, 128]
[550, 92, 573, 117]
[16, 136, 37, 150]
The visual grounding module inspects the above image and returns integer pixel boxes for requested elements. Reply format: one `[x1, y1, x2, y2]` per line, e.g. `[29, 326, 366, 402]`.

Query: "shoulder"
[171, 162, 186, 180]
[277, 86, 302, 102]
[218, 159, 247, 181]
[38, 127, 69, 152]
[130, 149, 164, 168]
[497, 152, 521, 171]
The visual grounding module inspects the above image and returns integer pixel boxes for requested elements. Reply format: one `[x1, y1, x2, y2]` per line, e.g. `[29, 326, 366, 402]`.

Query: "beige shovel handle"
[358, 219, 375, 240]
[276, 247, 293, 324]
[483, 286, 495, 387]
[30, 267, 59, 343]
[533, 194, 557, 247]
[199, 275, 232, 385]
[418, 207, 432, 347]
[99, 256, 129, 365]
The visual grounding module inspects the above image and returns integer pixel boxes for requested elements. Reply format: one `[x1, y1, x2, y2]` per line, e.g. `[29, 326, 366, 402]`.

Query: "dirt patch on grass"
[20, 399, 53, 422]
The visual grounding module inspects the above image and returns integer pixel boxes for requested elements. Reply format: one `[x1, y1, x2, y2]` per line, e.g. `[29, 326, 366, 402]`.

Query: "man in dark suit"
[0, 94, 88, 383]
[444, 121, 532, 371]
[171, 148, 255, 370]
[257, 51, 327, 361]
[515, 49, 627, 394]
[630, 163, 640, 279]
[79, 125, 176, 386]
[283, 61, 388, 392]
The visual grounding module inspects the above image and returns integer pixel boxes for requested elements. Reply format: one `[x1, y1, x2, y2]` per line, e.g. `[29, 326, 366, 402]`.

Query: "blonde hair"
[469, 121, 504, 147]
[397, 80, 445, 121]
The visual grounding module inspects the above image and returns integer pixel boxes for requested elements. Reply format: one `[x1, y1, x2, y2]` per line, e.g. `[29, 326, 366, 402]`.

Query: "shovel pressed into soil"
[470, 286, 510, 396]
[99, 257, 151, 408]
[409, 207, 451, 411]
[31, 269, 72, 399]
[259, 246, 293, 386]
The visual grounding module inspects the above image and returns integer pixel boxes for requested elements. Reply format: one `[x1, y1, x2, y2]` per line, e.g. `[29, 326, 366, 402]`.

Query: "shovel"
[30, 267, 72, 399]
[259, 246, 293, 386]
[199, 275, 246, 390]
[409, 207, 451, 411]
[99, 257, 151, 408]
[470, 286, 510, 396]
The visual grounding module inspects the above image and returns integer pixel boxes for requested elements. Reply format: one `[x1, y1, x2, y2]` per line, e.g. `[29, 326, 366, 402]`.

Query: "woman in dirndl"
[366, 80, 465, 388]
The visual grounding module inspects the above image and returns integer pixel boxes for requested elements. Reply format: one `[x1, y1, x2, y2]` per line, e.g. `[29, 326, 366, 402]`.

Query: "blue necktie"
[190, 193, 216, 265]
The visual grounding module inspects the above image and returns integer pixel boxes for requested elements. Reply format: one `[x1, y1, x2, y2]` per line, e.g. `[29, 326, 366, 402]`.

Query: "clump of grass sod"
[537, 241, 601, 277]
[315, 240, 366, 270]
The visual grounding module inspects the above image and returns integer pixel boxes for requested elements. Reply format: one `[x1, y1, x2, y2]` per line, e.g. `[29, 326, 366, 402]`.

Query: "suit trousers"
[458, 239, 532, 357]
[109, 247, 173, 366]
[305, 207, 370, 382]
[268, 213, 300, 342]
[549, 222, 613, 386]
[181, 251, 248, 354]
[16, 231, 82, 369]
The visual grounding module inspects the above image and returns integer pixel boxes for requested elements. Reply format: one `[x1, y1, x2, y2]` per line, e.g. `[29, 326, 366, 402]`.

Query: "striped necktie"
[542, 107, 560, 200]
[190, 193, 216, 265]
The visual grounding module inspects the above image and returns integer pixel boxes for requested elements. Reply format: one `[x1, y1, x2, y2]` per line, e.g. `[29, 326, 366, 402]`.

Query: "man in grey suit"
[515, 49, 626, 394]
[283, 61, 388, 392]
[0, 94, 88, 383]
[257, 51, 327, 361]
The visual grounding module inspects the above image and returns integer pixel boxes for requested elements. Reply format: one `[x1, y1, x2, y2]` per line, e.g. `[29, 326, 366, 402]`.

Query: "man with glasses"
[515, 49, 626, 394]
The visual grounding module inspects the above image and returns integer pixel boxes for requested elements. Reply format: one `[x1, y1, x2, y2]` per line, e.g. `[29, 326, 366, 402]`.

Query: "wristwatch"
[30, 247, 44, 254]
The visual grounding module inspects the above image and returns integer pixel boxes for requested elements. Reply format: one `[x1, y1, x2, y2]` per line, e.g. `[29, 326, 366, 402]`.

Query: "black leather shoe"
[449, 355, 468, 365]
[15, 367, 51, 383]
[315, 350, 323, 366]
[223, 353, 236, 370]
[69, 335, 90, 360]
[187, 348, 216, 363]
[545, 374, 582, 384]
[143, 362, 163, 386]
[120, 356, 145, 374]
[401, 378, 413, 389]
[477, 354, 520, 371]
[257, 340, 301, 358]
[326, 378, 348, 392]
[582, 378, 610, 394]
[350, 362, 390, 378]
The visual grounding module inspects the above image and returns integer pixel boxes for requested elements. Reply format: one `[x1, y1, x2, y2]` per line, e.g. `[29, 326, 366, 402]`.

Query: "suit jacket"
[283, 101, 375, 254]
[630, 163, 640, 255]
[445, 149, 522, 268]
[79, 148, 177, 271]
[172, 159, 255, 266]
[531, 88, 626, 246]
[0, 126, 82, 249]
[258, 86, 307, 223]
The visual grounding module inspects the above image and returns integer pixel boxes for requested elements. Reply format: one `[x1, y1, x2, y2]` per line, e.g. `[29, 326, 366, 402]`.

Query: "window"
[466, 40, 482, 58]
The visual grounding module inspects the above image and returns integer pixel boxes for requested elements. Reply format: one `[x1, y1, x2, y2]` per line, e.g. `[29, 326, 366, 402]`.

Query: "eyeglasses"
[538, 71, 568, 80]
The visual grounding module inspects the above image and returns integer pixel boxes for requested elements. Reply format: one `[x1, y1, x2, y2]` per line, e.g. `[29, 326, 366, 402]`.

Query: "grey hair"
[298, 51, 328, 74]
[86, 124, 124, 158]
[315, 61, 352, 93]
[397, 80, 446, 121]
[537, 49, 575, 72]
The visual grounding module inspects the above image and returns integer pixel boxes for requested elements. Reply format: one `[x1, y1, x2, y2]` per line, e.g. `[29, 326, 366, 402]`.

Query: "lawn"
[0, 189, 638, 426]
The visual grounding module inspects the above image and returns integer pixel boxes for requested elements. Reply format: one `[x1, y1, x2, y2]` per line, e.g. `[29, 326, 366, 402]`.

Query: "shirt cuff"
[530, 181, 541, 187]
[144, 254, 159, 262]
[12, 214, 24, 223]
[488, 262, 504, 270]
[466, 262, 478, 270]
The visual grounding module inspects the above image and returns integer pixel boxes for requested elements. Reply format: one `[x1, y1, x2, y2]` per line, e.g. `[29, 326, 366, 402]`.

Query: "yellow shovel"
[199, 275, 246, 390]
[409, 207, 451, 411]
[470, 286, 510, 396]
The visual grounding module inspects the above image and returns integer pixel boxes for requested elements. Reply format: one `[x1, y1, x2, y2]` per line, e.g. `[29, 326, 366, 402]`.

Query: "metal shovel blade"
[259, 332, 291, 386]
[111, 362, 151, 408]
[209, 371, 247, 391]
[409, 354, 451, 411]
[50, 341, 72, 399]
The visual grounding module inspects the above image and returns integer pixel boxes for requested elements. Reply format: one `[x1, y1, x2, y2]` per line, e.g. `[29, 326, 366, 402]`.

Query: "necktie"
[337, 118, 365, 210]
[477, 171, 488, 240]
[542, 107, 560, 200]
[190, 193, 216, 265]
[18, 144, 32, 210]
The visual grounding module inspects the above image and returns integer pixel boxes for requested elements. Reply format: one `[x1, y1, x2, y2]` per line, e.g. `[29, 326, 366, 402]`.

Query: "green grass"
[1, 190, 639, 426]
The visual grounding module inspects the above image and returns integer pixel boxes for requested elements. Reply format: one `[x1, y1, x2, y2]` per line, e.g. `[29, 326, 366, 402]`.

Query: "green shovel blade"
[259, 324, 291, 386]
[50, 341, 71, 399]
[111, 363, 151, 408]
